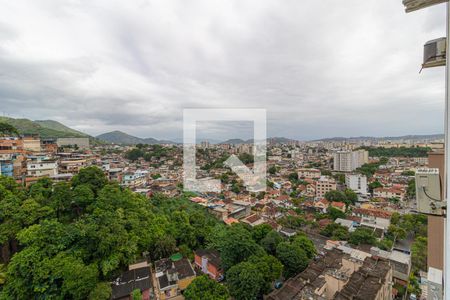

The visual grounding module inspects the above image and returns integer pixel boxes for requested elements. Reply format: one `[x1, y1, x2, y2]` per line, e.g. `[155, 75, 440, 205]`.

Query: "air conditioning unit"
[403, 0, 448, 13]
[415, 168, 442, 215]
[423, 37, 446, 69]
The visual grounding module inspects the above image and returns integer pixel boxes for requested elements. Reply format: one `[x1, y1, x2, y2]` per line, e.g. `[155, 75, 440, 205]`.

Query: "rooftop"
[111, 266, 152, 300]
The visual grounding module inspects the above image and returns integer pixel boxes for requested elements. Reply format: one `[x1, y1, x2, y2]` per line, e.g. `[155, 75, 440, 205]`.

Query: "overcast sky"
[0, 0, 447, 140]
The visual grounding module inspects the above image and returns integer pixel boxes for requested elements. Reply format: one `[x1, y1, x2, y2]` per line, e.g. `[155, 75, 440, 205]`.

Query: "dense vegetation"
[0, 123, 19, 136]
[0, 167, 316, 299]
[184, 275, 229, 300]
[357, 146, 431, 158]
[356, 157, 388, 177]
[324, 189, 358, 206]
[125, 144, 176, 165]
[201, 154, 231, 171]
[0, 167, 220, 299]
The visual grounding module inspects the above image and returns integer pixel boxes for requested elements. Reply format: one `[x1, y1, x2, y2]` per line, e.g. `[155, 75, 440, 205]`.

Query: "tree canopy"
[0, 123, 19, 136]
[184, 275, 229, 300]
[276, 241, 309, 278]
[0, 168, 222, 299]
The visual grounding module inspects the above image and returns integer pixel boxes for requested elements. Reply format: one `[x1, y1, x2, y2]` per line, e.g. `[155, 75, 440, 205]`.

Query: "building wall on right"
[427, 151, 444, 271]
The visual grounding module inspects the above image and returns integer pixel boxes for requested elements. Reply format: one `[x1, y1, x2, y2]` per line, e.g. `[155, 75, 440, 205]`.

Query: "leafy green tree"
[389, 197, 400, 204]
[260, 231, 283, 255]
[18, 198, 54, 227]
[0, 180, 31, 262]
[231, 183, 242, 194]
[377, 238, 394, 251]
[328, 207, 346, 220]
[401, 170, 415, 176]
[277, 215, 306, 229]
[344, 189, 358, 205]
[288, 172, 299, 183]
[247, 255, 283, 294]
[220, 173, 229, 184]
[318, 169, 330, 175]
[256, 191, 265, 200]
[132, 289, 142, 300]
[320, 223, 348, 238]
[72, 184, 95, 214]
[268, 166, 278, 175]
[251, 224, 273, 243]
[71, 166, 107, 194]
[412, 236, 427, 272]
[379, 157, 389, 164]
[0, 173, 225, 299]
[0, 122, 19, 136]
[150, 236, 177, 260]
[125, 148, 144, 161]
[29, 177, 53, 201]
[408, 272, 421, 296]
[213, 224, 265, 270]
[238, 153, 254, 164]
[151, 173, 162, 180]
[357, 162, 382, 178]
[391, 212, 400, 225]
[88, 282, 112, 300]
[333, 173, 345, 184]
[292, 235, 316, 259]
[226, 261, 265, 300]
[3, 247, 98, 299]
[368, 180, 383, 194]
[407, 179, 416, 199]
[324, 190, 346, 202]
[358, 146, 430, 158]
[349, 228, 376, 246]
[50, 182, 73, 219]
[332, 227, 350, 241]
[184, 275, 229, 300]
[0, 264, 5, 285]
[276, 242, 309, 278]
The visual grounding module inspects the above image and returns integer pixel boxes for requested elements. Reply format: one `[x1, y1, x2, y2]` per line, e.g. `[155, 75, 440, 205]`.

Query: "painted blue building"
[0, 161, 14, 177]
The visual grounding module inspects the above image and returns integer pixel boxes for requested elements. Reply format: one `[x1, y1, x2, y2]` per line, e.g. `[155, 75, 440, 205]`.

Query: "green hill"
[35, 120, 88, 136]
[0, 117, 89, 138]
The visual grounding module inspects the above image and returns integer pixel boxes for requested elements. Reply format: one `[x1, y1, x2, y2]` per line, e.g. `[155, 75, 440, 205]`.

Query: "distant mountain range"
[314, 134, 444, 142]
[0, 116, 444, 145]
[96, 131, 175, 145]
[64, 128, 449, 145]
[0, 117, 89, 138]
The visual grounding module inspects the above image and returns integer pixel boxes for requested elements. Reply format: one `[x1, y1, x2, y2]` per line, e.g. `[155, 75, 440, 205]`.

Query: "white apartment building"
[345, 173, 368, 195]
[27, 159, 58, 177]
[333, 150, 369, 172]
[298, 168, 321, 179]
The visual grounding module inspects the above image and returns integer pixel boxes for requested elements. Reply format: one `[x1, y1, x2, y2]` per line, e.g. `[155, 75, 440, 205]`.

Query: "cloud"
[0, 0, 446, 140]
